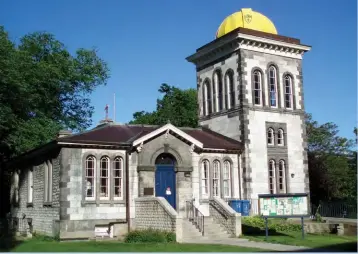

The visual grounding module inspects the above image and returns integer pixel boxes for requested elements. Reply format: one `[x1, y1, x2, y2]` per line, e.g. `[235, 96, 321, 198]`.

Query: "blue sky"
[1, 0, 356, 139]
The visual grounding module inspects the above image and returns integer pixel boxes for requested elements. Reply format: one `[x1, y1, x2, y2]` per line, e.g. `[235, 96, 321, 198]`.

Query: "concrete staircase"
[181, 216, 232, 242]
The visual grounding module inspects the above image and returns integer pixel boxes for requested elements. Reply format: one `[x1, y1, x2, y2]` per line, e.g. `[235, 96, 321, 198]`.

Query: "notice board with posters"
[258, 193, 309, 218]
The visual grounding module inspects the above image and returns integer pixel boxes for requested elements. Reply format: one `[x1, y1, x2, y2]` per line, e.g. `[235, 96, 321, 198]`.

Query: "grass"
[3, 239, 268, 252]
[242, 231, 358, 251]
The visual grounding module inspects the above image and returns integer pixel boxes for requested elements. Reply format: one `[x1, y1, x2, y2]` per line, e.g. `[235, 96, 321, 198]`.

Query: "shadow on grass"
[0, 236, 24, 252]
[293, 242, 358, 252]
[242, 225, 288, 237]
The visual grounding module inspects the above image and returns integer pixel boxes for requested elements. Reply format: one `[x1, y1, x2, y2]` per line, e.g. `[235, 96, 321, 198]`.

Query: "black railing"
[311, 202, 357, 219]
[186, 200, 204, 236]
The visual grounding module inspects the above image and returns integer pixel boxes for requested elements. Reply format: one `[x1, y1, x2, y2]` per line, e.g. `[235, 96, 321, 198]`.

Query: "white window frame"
[269, 160, 276, 194]
[85, 156, 96, 201]
[223, 161, 231, 198]
[267, 128, 274, 145]
[100, 156, 110, 200]
[28, 168, 33, 204]
[277, 129, 284, 146]
[212, 160, 221, 197]
[253, 70, 262, 106]
[284, 75, 293, 109]
[201, 160, 210, 198]
[113, 157, 123, 200]
[278, 160, 286, 193]
[268, 66, 278, 108]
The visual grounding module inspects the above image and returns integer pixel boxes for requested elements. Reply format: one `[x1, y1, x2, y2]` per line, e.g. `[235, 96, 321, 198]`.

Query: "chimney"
[57, 130, 72, 138]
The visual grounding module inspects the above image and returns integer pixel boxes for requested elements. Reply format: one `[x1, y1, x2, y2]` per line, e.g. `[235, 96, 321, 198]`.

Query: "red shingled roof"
[58, 124, 242, 150]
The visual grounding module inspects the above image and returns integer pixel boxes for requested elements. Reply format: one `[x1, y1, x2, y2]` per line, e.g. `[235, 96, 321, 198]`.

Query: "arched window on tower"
[253, 70, 262, 105]
[278, 160, 286, 193]
[268, 66, 278, 107]
[203, 80, 212, 116]
[213, 74, 217, 113]
[267, 128, 274, 145]
[284, 75, 293, 109]
[225, 71, 235, 109]
[214, 71, 224, 111]
[268, 160, 276, 194]
[277, 129, 284, 146]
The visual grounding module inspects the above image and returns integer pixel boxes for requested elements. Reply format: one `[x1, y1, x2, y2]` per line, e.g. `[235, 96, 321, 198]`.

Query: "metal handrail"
[186, 200, 204, 236]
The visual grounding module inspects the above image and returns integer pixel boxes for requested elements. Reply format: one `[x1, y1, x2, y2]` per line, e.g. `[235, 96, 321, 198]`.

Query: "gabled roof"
[58, 123, 242, 151]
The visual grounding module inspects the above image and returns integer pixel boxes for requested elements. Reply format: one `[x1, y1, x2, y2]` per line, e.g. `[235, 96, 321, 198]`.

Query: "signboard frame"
[257, 193, 310, 240]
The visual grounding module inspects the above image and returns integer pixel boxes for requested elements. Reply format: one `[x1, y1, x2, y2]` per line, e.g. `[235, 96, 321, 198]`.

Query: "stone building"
[8, 8, 311, 240]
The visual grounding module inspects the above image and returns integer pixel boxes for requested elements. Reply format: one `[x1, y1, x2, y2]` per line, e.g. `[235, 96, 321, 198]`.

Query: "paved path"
[183, 237, 310, 251]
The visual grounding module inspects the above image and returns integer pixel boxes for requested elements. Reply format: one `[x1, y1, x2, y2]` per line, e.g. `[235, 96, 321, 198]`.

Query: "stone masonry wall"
[134, 197, 177, 232]
[11, 150, 61, 236]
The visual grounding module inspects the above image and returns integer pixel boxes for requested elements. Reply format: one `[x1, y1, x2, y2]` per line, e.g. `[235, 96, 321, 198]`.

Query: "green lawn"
[2, 239, 268, 252]
[243, 231, 357, 252]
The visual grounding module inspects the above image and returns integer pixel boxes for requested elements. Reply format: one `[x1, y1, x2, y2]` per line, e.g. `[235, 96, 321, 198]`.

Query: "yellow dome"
[216, 8, 278, 38]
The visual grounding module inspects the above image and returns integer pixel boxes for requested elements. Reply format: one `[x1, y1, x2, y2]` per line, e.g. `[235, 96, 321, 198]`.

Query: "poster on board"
[258, 193, 309, 218]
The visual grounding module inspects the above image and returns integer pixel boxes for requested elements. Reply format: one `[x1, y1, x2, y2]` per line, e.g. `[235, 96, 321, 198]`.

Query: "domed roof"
[216, 8, 278, 38]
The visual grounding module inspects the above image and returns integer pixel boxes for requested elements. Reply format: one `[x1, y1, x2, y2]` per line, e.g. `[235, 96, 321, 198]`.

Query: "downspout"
[238, 152, 242, 199]
[125, 149, 130, 232]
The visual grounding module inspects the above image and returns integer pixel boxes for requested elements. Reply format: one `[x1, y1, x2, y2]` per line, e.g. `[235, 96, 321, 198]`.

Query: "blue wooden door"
[155, 165, 176, 209]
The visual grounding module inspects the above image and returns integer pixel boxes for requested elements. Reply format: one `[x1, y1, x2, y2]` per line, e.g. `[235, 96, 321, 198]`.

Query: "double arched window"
[268, 159, 287, 194]
[201, 159, 232, 198]
[85, 155, 124, 201]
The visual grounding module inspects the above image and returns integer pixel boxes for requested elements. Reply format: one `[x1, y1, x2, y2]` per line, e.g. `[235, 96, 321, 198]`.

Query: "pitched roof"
[58, 124, 242, 151]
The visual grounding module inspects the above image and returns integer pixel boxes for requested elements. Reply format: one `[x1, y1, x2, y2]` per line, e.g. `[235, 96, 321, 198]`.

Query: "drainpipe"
[238, 153, 242, 199]
[125, 149, 130, 232]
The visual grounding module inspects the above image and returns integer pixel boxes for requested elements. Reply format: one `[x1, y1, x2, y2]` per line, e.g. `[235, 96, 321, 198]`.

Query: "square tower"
[186, 9, 311, 199]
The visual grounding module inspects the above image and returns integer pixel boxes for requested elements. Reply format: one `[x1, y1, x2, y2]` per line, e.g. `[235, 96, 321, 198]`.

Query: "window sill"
[26, 202, 33, 208]
[43, 202, 52, 207]
[81, 200, 125, 206]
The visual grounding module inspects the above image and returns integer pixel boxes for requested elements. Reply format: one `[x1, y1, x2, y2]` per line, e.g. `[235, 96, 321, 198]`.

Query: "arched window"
[213, 73, 218, 113]
[113, 157, 123, 199]
[212, 160, 221, 197]
[100, 156, 110, 199]
[28, 169, 33, 204]
[85, 156, 96, 200]
[201, 160, 209, 197]
[277, 129, 284, 146]
[223, 161, 231, 198]
[205, 81, 212, 115]
[202, 81, 209, 116]
[268, 160, 276, 194]
[225, 71, 235, 109]
[284, 75, 293, 109]
[267, 128, 274, 145]
[268, 66, 278, 107]
[278, 160, 286, 193]
[253, 70, 262, 105]
[214, 71, 224, 111]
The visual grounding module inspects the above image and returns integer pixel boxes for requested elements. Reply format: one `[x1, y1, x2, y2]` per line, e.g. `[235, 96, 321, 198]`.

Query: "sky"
[1, 0, 357, 139]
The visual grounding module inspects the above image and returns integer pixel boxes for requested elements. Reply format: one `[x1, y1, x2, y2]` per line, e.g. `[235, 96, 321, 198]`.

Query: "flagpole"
[113, 93, 116, 122]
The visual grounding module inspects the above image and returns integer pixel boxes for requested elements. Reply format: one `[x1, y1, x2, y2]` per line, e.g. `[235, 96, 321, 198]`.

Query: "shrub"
[32, 232, 57, 241]
[242, 216, 301, 233]
[124, 228, 176, 243]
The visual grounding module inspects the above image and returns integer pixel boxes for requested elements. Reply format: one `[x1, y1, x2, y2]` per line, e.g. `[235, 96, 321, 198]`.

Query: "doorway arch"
[155, 153, 176, 209]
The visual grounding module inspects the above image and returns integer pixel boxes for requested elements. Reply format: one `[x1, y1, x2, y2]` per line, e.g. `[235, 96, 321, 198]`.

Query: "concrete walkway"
[183, 237, 310, 252]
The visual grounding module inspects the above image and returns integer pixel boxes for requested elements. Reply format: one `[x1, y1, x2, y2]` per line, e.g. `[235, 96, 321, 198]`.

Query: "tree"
[306, 113, 356, 204]
[0, 26, 109, 216]
[130, 83, 198, 128]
